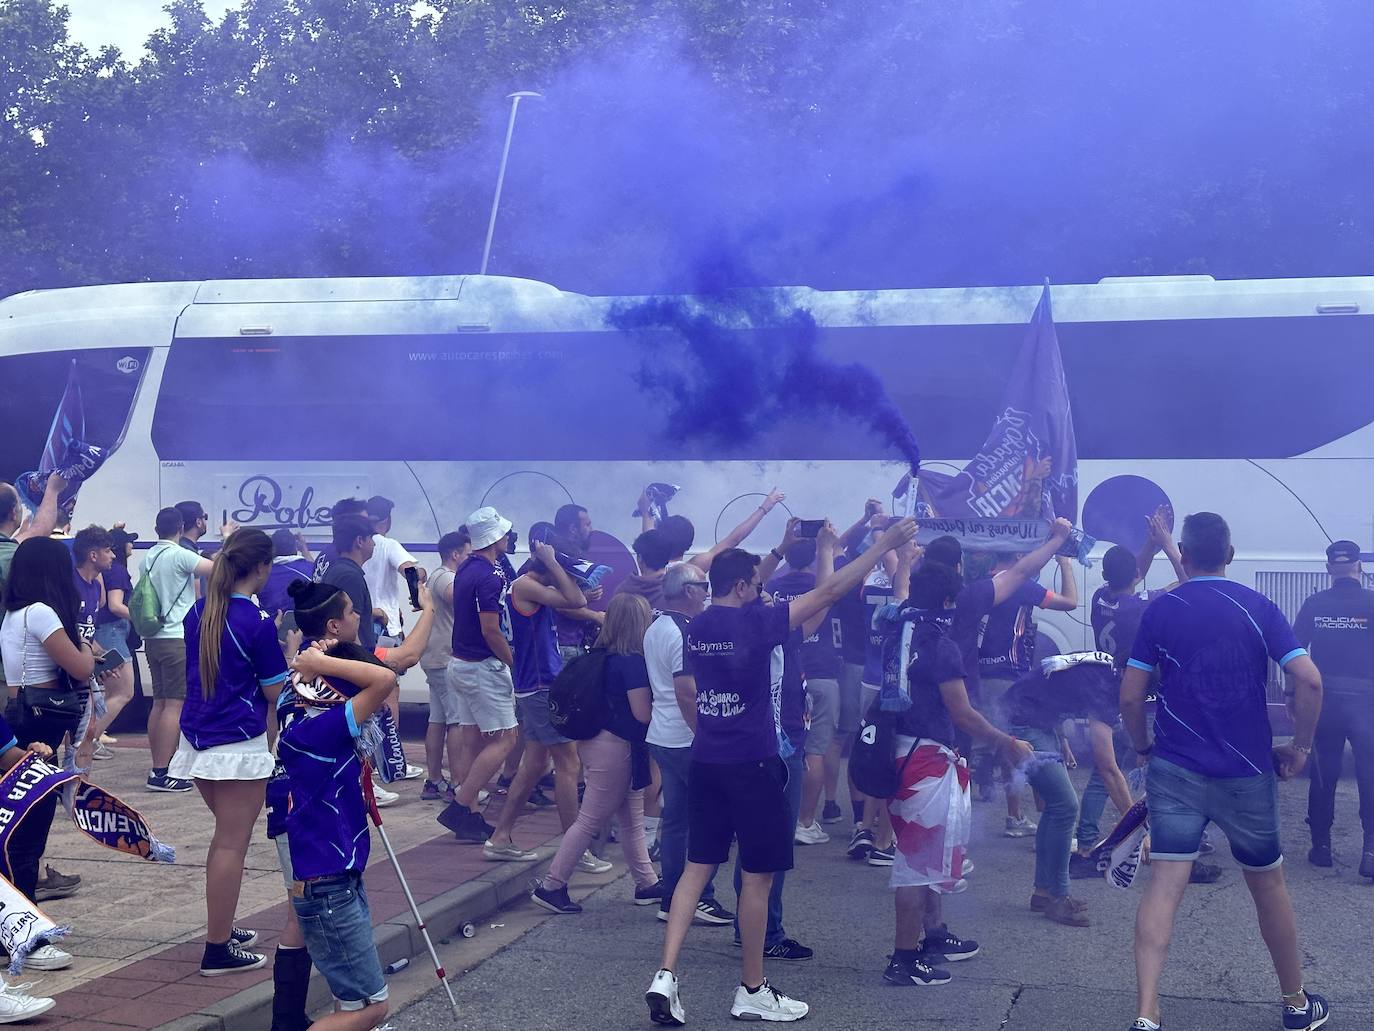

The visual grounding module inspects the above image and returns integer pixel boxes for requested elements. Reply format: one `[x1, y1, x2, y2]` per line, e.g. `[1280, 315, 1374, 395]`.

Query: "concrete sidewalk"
[18, 739, 567, 1030]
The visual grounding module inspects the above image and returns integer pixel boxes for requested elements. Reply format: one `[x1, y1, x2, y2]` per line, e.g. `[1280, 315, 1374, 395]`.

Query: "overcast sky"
[64, 0, 237, 58]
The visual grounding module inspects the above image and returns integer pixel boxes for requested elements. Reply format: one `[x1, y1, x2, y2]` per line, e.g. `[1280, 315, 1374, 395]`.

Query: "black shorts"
[687, 757, 793, 874]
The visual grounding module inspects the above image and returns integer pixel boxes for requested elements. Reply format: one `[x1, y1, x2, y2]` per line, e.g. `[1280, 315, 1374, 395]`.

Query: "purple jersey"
[860, 577, 895, 686]
[72, 570, 100, 646]
[768, 570, 841, 680]
[509, 592, 562, 695]
[450, 555, 511, 662]
[1128, 577, 1304, 778]
[685, 600, 792, 764]
[978, 578, 1048, 679]
[1091, 586, 1157, 667]
[280, 700, 370, 880]
[260, 558, 314, 618]
[180, 595, 290, 749]
[97, 564, 132, 625]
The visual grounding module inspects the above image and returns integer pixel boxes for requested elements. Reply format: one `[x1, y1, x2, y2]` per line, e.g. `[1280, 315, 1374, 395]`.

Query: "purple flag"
[918, 282, 1078, 522]
[17, 361, 108, 517]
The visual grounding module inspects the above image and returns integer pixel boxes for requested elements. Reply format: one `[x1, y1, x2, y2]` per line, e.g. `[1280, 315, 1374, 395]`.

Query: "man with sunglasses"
[644, 562, 733, 927]
[646, 516, 919, 1026]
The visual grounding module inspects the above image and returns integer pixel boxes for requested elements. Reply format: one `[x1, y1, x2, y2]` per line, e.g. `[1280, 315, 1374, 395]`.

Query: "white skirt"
[168, 733, 275, 782]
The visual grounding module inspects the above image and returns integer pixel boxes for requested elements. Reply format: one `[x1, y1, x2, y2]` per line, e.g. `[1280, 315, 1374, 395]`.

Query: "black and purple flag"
[918, 281, 1078, 523]
[16, 360, 108, 517]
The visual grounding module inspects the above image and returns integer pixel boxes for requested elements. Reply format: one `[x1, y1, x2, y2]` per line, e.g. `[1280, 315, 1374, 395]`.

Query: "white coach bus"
[2, 273, 1371, 701]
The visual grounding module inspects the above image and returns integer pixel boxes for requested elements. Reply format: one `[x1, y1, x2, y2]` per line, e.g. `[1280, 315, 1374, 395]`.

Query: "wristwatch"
[770, 547, 785, 561]
[1293, 742, 1312, 755]
[1135, 743, 1154, 757]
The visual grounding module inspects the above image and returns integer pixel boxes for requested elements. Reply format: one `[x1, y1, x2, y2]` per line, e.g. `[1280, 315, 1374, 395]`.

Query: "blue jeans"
[649, 743, 718, 909]
[733, 751, 804, 946]
[1076, 725, 1134, 847]
[1011, 725, 1079, 898]
[290, 874, 388, 1010]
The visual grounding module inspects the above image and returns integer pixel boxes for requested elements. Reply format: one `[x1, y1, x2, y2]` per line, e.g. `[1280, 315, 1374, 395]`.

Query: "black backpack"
[548, 647, 610, 740]
[848, 702, 920, 800]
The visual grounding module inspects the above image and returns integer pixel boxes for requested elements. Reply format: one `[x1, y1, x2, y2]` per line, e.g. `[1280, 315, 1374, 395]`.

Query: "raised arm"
[15, 473, 67, 543]
[788, 518, 917, 629]
[291, 645, 398, 723]
[513, 543, 587, 610]
[689, 488, 786, 571]
[1039, 555, 1079, 611]
[890, 540, 921, 606]
[991, 517, 1073, 605]
[381, 585, 435, 672]
[636, 489, 656, 534]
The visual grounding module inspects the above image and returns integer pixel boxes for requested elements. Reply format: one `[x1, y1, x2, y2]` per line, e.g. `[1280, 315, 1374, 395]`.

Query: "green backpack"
[129, 546, 188, 638]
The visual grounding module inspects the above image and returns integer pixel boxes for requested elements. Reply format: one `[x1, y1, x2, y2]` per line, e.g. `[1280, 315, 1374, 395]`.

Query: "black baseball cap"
[1326, 540, 1362, 566]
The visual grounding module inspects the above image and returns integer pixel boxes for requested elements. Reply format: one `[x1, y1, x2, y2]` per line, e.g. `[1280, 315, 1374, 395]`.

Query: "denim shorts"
[1146, 756, 1283, 871]
[290, 875, 388, 1010]
[516, 689, 570, 746]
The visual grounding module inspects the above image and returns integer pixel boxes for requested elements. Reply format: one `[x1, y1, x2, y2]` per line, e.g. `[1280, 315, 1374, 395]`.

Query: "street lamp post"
[479, 90, 542, 275]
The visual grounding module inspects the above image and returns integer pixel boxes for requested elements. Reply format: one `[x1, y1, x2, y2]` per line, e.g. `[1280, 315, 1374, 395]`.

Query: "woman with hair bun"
[170, 527, 288, 976]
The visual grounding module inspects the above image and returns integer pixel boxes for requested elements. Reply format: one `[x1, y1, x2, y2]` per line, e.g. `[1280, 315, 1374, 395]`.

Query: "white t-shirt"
[363, 535, 418, 638]
[139, 541, 204, 639]
[644, 611, 694, 749]
[0, 603, 65, 685]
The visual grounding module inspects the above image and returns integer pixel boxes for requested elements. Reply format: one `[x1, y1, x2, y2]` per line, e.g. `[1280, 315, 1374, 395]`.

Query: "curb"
[153, 851, 551, 1030]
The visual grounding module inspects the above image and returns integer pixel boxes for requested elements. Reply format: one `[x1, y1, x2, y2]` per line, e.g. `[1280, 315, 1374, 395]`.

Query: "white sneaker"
[1004, 815, 1038, 837]
[453, 784, 491, 805]
[22, 945, 72, 971]
[730, 980, 808, 1022]
[403, 763, 424, 781]
[577, 851, 613, 874]
[961, 859, 975, 876]
[0, 981, 55, 1023]
[92, 742, 115, 761]
[645, 968, 685, 1026]
[372, 782, 400, 808]
[794, 821, 830, 845]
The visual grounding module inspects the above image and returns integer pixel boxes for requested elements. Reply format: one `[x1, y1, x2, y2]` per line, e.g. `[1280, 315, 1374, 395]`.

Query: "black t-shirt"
[1003, 663, 1120, 732]
[832, 558, 869, 666]
[1294, 578, 1374, 692]
[893, 618, 964, 747]
[320, 556, 377, 651]
[604, 652, 650, 743]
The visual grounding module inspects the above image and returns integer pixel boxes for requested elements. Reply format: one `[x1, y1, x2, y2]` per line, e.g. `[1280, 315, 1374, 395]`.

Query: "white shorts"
[446, 657, 517, 734]
[169, 733, 275, 781]
[425, 666, 472, 726]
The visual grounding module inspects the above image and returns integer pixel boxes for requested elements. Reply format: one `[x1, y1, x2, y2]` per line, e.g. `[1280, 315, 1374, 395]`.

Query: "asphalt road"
[387, 764, 1374, 1031]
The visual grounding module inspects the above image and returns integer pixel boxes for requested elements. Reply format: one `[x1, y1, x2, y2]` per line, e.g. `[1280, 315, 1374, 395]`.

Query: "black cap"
[1326, 540, 1362, 566]
[366, 495, 395, 521]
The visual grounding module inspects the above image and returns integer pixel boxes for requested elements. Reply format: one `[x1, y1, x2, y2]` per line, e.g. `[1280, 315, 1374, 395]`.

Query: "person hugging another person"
[170, 528, 289, 976]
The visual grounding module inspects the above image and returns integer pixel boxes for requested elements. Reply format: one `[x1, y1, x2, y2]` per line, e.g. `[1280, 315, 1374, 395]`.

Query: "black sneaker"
[883, 953, 952, 986]
[1307, 844, 1333, 868]
[496, 774, 513, 794]
[526, 788, 556, 809]
[634, 881, 666, 906]
[146, 773, 193, 793]
[693, 898, 734, 925]
[200, 943, 267, 976]
[1069, 853, 1100, 880]
[438, 804, 495, 842]
[1189, 862, 1223, 884]
[229, 927, 258, 948]
[821, 800, 844, 825]
[920, 924, 979, 962]
[538, 772, 556, 791]
[763, 938, 813, 961]
[1283, 990, 1331, 1030]
[867, 846, 895, 867]
[531, 883, 583, 915]
[847, 827, 875, 861]
[34, 865, 81, 901]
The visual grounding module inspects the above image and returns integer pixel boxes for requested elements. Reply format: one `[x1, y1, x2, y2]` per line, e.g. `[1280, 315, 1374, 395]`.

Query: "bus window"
[151, 313, 1371, 462]
[0, 348, 151, 483]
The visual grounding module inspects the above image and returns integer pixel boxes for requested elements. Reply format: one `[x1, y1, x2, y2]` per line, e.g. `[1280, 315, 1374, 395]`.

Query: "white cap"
[466, 506, 513, 550]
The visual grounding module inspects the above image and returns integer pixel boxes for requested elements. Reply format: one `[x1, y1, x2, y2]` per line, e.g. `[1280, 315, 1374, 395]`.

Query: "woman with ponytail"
[170, 527, 288, 976]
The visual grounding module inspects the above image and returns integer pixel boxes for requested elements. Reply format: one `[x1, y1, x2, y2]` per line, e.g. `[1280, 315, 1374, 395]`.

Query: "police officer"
[1294, 539, 1374, 877]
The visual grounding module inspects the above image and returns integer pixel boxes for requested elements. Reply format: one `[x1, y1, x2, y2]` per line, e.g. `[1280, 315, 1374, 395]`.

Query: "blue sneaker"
[1283, 990, 1331, 1031]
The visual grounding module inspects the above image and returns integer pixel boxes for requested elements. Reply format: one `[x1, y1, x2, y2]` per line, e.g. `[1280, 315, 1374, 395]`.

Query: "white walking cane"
[363, 769, 460, 1019]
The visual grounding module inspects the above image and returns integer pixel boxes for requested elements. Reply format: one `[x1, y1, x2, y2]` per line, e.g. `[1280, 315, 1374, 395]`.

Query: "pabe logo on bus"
[116, 356, 141, 374]
[231, 475, 333, 529]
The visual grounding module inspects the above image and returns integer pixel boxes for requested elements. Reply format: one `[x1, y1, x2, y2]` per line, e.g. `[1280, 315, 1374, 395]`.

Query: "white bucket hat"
[466, 506, 513, 550]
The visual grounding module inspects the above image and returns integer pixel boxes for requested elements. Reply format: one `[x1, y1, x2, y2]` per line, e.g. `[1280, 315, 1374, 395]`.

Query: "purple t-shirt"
[685, 600, 792, 764]
[860, 578, 895, 686]
[768, 570, 841, 680]
[72, 571, 101, 646]
[97, 564, 132, 625]
[978, 579, 1048, 679]
[510, 593, 562, 695]
[1091, 586, 1159, 667]
[280, 700, 370, 880]
[1128, 576, 1305, 778]
[260, 558, 314, 618]
[450, 555, 511, 662]
[950, 578, 993, 702]
[181, 595, 290, 749]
